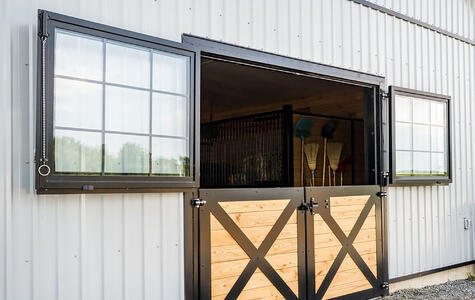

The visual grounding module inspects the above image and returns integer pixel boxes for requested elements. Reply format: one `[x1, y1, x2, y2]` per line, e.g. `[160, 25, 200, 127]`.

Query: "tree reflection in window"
[55, 135, 189, 176]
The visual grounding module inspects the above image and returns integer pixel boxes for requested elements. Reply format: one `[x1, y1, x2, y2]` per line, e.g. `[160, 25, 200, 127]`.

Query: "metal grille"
[201, 112, 284, 187]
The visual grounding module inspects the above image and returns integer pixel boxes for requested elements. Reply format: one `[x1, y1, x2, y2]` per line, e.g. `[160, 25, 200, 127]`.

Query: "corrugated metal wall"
[1, 0, 474, 299]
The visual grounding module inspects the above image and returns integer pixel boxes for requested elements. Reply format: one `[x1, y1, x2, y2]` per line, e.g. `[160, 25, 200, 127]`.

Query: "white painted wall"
[1, 0, 474, 299]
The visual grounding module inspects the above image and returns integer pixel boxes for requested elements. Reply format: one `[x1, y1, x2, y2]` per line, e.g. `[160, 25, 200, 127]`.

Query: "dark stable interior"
[200, 57, 374, 188]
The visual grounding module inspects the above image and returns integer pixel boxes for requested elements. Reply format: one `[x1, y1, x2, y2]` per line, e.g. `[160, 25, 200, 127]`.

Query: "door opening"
[200, 56, 377, 188]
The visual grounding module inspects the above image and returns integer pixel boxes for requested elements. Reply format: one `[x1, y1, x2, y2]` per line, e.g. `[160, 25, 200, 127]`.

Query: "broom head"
[304, 142, 319, 171]
[327, 142, 344, 171]
[321, 120, 338, 139]
[295, 118, 316, 138]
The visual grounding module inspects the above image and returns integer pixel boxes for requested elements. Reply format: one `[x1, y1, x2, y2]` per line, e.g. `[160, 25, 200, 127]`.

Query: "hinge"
[191, 198, 206, 208]
[39, 10, 49, 39]
[381, 171, 390, 187]
[381, 282, 389, 289]
[377, 191, 387, 198]
[380, 90, 389, 100]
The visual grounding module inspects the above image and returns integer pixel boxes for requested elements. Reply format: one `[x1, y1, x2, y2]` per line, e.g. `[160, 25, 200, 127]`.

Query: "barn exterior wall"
[1, 0, 474, 299]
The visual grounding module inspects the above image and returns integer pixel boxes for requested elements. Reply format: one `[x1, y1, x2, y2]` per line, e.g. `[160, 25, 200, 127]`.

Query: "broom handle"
[301, 137, 304, 187]
[328, 165, 331, 186]
[322, 138, 327, 186]
[333, 170, 336, 186]
[340, 171, 343, 186]
[311, 171, 315, 187]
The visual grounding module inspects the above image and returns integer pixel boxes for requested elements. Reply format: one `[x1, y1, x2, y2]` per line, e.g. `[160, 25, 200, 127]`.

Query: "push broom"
[295, 118, 315, 186]
[304, 143, 319, 186]
[327, 142, 343, 186]
[321, 121, 337, 186]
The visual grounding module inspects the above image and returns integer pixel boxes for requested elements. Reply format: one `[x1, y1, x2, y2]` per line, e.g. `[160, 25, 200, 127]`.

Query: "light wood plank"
[210, 210, 297, 230]
[314, 214, 376, 235]
[211, 237, 297, 263]
[323, 280, 372, 299]
[219, 200, 290, 214]
[211, 252, 298, 280]
[315, 252, 377, 277]
[314, 228, 376, 249]
[211, 223, 298, 247]
[212, 267, 297, 297]
[315, 240, 376, 263]
[316, 263, 377, 289]
[330, 204, 375, 219]
[330, 195, 371, 206]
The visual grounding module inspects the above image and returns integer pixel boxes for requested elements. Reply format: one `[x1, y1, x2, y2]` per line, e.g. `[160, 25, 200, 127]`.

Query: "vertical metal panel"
[0, 1, 474, 299]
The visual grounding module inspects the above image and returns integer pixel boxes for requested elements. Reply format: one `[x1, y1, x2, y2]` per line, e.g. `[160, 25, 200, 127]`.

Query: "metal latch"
[308, 197, 319, 215]
[377, 191, 387, 198]
[192, 198, 206, 208]
[381, 282, 389, 289]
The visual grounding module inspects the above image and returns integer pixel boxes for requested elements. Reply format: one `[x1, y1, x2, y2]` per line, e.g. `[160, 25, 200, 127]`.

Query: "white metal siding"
[363, 0, 474, 41]
[1, 0, 474, 299]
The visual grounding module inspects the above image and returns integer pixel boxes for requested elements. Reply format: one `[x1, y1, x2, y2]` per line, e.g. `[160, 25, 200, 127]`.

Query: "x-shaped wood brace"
[209, 199, 300, 300]
[314, 196, 379, 299]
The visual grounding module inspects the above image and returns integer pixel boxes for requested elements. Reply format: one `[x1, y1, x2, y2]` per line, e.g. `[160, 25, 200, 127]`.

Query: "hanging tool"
[321, 120, 337, 186]
[304, 142, 319, 186]
[327, 142, 344, 186]
[295, 118, 315, 186]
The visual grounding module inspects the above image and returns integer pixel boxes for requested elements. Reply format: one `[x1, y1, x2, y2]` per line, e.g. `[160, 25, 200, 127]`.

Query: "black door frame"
[183, 34, 390, 299]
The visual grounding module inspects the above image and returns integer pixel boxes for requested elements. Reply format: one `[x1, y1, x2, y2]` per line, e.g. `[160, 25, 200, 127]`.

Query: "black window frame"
[36, 10, 200, 194]
[389, 86, 451, 185]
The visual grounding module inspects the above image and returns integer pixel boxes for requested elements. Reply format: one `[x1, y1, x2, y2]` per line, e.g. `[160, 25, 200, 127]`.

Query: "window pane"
[431, 126, 445, 152]
[152, 93, 188, 137]
[395, 95, 412, 122]
[152, 137, 189, 176]
[431, 102, 446, 126]
[413, 152, 430, 175]
[413, 124, 430, 151]
[105, 86, 149, 134]
[396, 151, 412, 176]
[153, 52, 188, 94]
[431, 153, 446, 175]
[105, 134, 149, 174]
[55, 30, 103, 81]
[395, 122, 412, 150]
[106, 42, 150, 88]
[55, 78, 102, 130]
[54, 129, 102, 173]
[412, 99, 430, 124]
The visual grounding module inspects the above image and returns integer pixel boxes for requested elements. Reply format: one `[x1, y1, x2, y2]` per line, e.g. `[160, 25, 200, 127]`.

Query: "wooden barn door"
[305, 186, 385, 300]
[198, 188, 306, 300]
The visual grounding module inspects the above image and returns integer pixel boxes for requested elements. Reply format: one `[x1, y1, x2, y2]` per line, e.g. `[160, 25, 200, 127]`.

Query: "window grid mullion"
[410, 97, 414, 175]
[101, 38, 106, 175]
[149, 50, 153, 176]
[429, 100, 432, 174]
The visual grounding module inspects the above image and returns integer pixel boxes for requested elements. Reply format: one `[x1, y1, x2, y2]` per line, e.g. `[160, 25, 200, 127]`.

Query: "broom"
[327, 142, 344, 186]
[295, 118, 315, 186]
[304, 143, 319, 186]
[321, 121, 337, 186]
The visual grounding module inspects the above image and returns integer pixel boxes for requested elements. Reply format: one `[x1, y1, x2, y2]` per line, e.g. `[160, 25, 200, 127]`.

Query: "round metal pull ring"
[38, 164, 51, 177]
